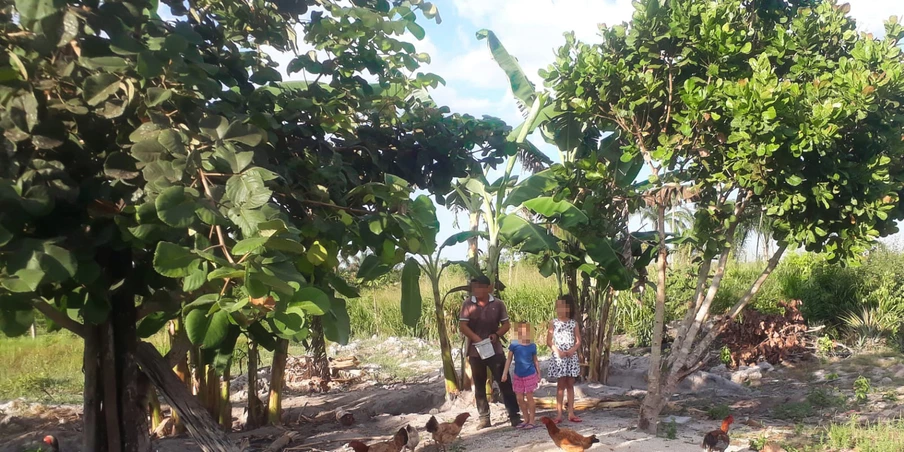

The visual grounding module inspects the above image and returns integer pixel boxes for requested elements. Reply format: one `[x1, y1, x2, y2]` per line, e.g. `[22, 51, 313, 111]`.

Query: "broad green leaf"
[583, 239, 631, 290]
[439, 231, 485, 251]
[83, 74, 120, 106]
[0, 224, 12, 247]
[15, 0, 64, 28]
[787, 175, 803, 186]
[306, 240, 328, 265]
[326, 274, 360, 299]
[476, 29, 536, 111]
[406, 21, 426, 40]
[400, 258, 422, 328]
[182, 261, 208, 292]
[41, 243, 77, 282]
[356, 254, 391, 281]
[137, 311, 177, 338]
[155, 186, 198, 228]
[265, 238, 305, 254]
[251, 269, 294, 296]
[523, 197, 588, 229]
[225, 172, 271, 209]
[202, 310, 230, 349]
[213, 326, 240, 373]
[443, 260, 481, 278]
[146, 88, 172, 107]
[104, 152, 140, 179]
[0, 308, 34, 337]
[1, 269, 45, 292]
[207, 266, 244, 281]
[291, 287, 330, 315]
[232, 237, 269, 256]
[184, 309, 231, 349]
[222, 122, 264, 147]
[152, 242, 199, 277]
[498, 215, 560, 254]
[322, 297, 350, 345]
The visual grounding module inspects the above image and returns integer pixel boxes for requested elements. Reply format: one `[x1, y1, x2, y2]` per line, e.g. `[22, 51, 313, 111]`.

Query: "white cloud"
[846, 0, 903, 37]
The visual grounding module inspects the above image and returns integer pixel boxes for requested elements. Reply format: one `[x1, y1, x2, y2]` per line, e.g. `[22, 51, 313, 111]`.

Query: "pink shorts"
[511, 371, 539, 394]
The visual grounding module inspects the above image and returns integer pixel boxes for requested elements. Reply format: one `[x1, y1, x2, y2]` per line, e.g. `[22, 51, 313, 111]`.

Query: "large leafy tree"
[0, 0, 513, 448]
[545, 0, 904, 432]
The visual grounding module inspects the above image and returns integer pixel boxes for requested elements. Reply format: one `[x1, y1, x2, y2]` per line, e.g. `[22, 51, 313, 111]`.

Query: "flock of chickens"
[347, 412, 735, 452]
[38, 413, 735, 451]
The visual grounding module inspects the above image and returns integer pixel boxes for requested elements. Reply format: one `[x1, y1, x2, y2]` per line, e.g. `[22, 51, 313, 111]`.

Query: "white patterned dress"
[547, 318, 580, 379]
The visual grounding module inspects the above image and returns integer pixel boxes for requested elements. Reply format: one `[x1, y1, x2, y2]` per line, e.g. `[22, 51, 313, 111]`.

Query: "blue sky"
[234, 0, 902, 259]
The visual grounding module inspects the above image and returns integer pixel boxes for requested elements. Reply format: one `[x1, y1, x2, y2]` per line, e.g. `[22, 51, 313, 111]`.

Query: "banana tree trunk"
[268, 338, 289, 425]
[219, 367, 231, 430]
[310, 318, 330, 381]
[246, 340, 265, 429]
[149, 388, 163, 432]
[468, 211, 480, 267]
[432, 278, 460, 398]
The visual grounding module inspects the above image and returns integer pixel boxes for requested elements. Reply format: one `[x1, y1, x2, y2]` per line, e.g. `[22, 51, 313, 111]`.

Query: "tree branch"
[300, 199, 372, 215]
[199, 171, 235, 265]
[33, 300, 86, 338]
[687, 243, 788, 366]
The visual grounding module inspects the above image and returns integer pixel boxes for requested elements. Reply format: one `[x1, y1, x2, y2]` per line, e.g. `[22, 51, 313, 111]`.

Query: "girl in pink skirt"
[502, 321, 540, 429]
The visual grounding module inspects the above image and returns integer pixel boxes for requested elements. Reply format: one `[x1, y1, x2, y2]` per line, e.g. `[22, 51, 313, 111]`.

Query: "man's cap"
[470, 274, 491, 285]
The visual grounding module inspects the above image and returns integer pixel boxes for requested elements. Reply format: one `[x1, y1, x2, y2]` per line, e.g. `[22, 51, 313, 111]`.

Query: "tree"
[0, 0, 512, 448]
[545, 0, 904, 432]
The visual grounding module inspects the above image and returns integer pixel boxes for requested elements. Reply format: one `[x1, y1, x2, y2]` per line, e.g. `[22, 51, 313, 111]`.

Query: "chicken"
[425, 413, 470, 452]
[539, 417, 600, 452]
[43, 436, 59, 452]
[702, 415, 734, 452]
[404, 424, 419, 451]
[348, 427, 408, 452]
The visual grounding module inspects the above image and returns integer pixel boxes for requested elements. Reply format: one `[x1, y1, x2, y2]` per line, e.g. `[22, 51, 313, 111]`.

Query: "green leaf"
[322, 297, 350, 345]
[152, 242, 199, 278]
[265, 238, 305, 254]
[444, 260, 481, 277]
[523, 197, 588, 229]
[184, 309, 231, 349]
[498, 215, 560, 254]
[400, 258, 422, 328]
[155, 186, 198, 228]
[207, 266, 244, 281]
[182, 261, 208, 292]
[104, 152, 140, 179]
[356, 254, 391, 281]
[584, 239, 631, 290]
[291, 287, 331, 315]
[440, 231, 485, 250]
[146, 87, 172, 107]
[406, 21, 426, 40]
[213, 325, 240, 373]
[41, 243, 77, 282]
[222, 121, 264, 147]
[0, 224, 12, 247]
[1, 269, 45, 292]
[787, 175, 803, 187]
[15, 0, 64, 28]
[83, 74, 120, 106]
[476, 29, 536, 112]
[306, 240, 328, 265]
[137, 311, 177, 338]
[225, 172, 272, 209]
[0, 308, 34, 337]
[326, 274, 360, 298]
[232, 237, 269, 256]
[504, 169, 559, 207]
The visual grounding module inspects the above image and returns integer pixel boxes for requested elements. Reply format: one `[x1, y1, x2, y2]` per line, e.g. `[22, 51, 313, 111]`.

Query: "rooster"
[43, 436, 59, 452]
[539, 417, 600, 452]
[404, 424, 419, 451]
[425, 413, 470, 452]
[348, 427, 408, 452]
[702, 415, 734, 452]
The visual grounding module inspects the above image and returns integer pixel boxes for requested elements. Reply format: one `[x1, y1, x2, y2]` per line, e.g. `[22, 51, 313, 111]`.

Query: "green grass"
[821, 417, 904, 452]
[0, 331, 85, 404]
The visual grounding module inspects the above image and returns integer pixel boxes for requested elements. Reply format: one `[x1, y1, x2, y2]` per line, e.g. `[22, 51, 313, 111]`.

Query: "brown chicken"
[425, 413, 470, 452]
[43, 436, 59, 452]
[348, 427, 408, 452]
[702, 415, 734, 452]
[539, 417, 600, 452]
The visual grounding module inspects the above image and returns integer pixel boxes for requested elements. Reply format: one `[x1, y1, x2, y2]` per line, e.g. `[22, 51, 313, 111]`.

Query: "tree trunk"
[639, 204, 669, 434]
[460, 337, 473, 391]
[134, 342, 239, 452]
[601, 295, 617, 385]
[467, 210, 480, 267]
[191, 346, 204, 399]
[171, 320, 190, 434]
[433, 278, 460, 398]
[246, 340, 266, 429]
[149, 388, 163, 432]
[206, 365, 219, 419]
[219, 367, 231, 430]
[268, 338, 289, 425]
[590, 287, 614, 383]
[83, 325, 102, 451]
[310, 318, 330, 381]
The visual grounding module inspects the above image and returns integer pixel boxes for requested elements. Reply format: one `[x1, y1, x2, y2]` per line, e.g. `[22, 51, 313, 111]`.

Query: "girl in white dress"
[546, 294, 582, 424]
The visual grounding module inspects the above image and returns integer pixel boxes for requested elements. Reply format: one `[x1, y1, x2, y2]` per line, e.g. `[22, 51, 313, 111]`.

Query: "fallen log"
[135, 341, 239, 452]
[534, 397, 639, 410]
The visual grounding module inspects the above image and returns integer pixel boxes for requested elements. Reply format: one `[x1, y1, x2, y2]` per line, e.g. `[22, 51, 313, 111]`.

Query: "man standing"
[459, 275, 522, 428]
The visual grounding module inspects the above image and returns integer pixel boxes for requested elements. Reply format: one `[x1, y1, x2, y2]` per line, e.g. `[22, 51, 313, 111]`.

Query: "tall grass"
[822, 417, 904, 452]
[346, 263, 559, 340]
